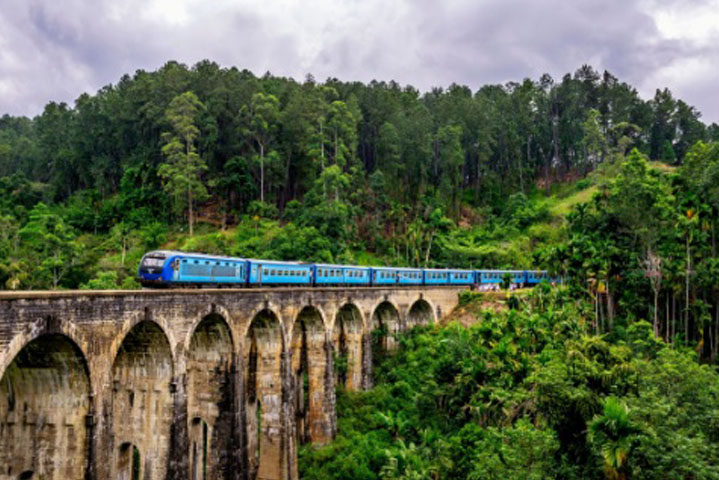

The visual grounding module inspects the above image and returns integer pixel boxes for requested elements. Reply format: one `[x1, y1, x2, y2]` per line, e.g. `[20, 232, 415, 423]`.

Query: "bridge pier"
[0, 286, 466, 480]
[332, 304, 364, 391]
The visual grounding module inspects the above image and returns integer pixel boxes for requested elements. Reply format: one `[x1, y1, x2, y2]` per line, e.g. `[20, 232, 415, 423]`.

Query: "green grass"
[547, 185, 599, 217]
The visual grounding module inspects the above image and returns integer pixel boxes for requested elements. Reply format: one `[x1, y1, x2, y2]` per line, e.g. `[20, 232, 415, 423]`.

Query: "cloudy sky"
[1, 0, 719, 123]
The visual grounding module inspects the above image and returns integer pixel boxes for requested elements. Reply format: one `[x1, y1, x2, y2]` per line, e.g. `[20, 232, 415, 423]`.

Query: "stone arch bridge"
[0, 286, 466, 480]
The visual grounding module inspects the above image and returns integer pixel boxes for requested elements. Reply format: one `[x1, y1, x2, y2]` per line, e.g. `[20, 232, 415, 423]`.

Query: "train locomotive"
[137, 250, 559, 288]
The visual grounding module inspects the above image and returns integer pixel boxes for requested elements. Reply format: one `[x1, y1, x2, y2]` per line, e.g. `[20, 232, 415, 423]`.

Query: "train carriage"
[371, 267, 401, 285]
[424, 269, 450, 285]
[526, 270, 560, 285]
[476, 270, 504, 285]
[313, 264, 371, 286]
[396, 268, 423, 285]
[448, 269, 475, 285]
[248, 259, 312, 286]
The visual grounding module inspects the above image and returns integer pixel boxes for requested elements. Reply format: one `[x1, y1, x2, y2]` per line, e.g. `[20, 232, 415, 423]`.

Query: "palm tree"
[588, 396, 638, 480]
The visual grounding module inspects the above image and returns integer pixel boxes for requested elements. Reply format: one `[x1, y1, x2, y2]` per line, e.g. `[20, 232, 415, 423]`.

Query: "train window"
[182, 259, 187, 263]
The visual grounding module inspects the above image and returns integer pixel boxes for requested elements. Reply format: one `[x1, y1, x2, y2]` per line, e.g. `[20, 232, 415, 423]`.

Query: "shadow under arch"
[117, 442, 141, 480]
[407, 298, 435, 328]
[0, 333, 91, 480]
[244, 308, 286, 480]
[371, 300, 401, 352]
[332, 303, 364, 391]
[291, 305, 334, 445]
[187, 313, 236, 480]
[110, 320, 173, 480]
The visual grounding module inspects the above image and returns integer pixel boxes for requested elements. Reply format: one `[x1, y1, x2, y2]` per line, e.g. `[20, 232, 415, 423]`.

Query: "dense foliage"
[2, 60, 719, 477]
[1, 61, 718, 291]
[301, 289, 719, 480]
[542, 143, 719, 362]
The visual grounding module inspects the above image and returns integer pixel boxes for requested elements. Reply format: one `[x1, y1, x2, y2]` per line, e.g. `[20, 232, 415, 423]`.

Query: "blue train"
[137, 250, 560, 288]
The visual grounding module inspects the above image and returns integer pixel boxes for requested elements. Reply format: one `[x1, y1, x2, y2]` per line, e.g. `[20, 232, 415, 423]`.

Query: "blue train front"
[138, 250, 560, 288]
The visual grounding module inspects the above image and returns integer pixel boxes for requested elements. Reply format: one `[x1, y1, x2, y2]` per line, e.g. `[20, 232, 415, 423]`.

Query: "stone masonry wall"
[0, 286, 466, 480]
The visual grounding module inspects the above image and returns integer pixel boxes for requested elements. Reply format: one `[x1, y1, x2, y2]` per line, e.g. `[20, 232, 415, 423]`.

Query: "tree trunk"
[653, 288, 659, 338]
[188, 188, 194, 236]
[121, 237, 127, 266]
[606, 278, 614, 328]
[260, 142, 265, 204]
[685, 237, 691, 345]
[672, 292, 677, 346]
[319, 122, 325, 170]
[664, 293, 671, 344]
[595, 295, 599, 334]
[424, 232, 434, 267]
[714, 300, 719, 362]
[187, 141, 194, 236]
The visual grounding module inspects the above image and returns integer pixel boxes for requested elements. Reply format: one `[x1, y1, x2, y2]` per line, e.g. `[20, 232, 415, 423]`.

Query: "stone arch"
[187, 314, 235, 480]
[291, 306, 335, 445]
[0, 317, 86, 383]
[110, 321, 173, 480]
[107, 312, 177, 376]
[117, 442, 141, 480]
[184, 303, 238, 354]
[371, 301, 401, 352]
[244, 309, 286, 480]
[0, 333, 91, 480]
[331, 303, 364, 391]
[407, 299, 435, 328]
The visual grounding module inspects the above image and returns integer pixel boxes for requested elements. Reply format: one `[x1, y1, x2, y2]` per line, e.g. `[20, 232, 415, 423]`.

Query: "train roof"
[477, 269, 525, 273]
[143, 250, 246, 261]
[313, 263, 371, 269]
[423, 268, 474, 272]
[371, 266, 423, 271]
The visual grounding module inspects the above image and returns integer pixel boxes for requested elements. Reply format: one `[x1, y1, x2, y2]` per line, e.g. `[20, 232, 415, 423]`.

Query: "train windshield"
[142, 256, 166, 268]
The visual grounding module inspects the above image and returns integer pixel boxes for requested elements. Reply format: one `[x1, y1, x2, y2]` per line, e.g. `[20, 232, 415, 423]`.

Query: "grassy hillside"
[74, 159, 673, 290]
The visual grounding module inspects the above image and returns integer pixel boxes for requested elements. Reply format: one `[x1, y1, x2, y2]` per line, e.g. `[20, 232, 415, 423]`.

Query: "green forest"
[2, 60, 719, 478]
